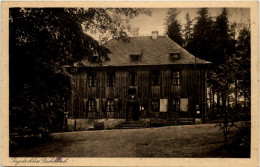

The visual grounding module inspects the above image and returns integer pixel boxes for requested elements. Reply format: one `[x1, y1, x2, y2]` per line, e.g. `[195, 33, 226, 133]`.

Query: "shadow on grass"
[208, 122, 250, 158]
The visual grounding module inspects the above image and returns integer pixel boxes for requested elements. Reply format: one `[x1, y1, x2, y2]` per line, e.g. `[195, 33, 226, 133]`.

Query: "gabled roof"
[79, 36, 211, 67]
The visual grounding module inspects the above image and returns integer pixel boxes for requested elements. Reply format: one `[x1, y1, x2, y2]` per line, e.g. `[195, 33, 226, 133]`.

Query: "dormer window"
[170, 53, 180, 60]
[130, 55, 140, 61]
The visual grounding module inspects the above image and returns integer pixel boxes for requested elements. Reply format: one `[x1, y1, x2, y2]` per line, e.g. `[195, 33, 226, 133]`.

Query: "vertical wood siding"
[68, 65, 208, 120]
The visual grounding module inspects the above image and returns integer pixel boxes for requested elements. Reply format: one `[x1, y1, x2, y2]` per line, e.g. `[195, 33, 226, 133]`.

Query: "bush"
[94, 122, 105, 130]
[237, 122, 250, 149]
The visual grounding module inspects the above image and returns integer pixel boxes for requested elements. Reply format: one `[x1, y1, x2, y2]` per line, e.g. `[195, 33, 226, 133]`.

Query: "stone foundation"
[67, 118, 125, 131]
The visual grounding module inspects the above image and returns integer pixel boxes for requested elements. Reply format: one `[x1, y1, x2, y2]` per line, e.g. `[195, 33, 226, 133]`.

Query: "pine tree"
[183, 13, 193, 49]
[189, 8, 214, 61]
[165, 9, 183, 46]
[236, 26, 251, 117]
[209, 9, 239, 144]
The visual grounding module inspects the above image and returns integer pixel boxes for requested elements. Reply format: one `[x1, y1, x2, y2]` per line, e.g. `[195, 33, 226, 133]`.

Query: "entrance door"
[171, 98, 180, 119]
[127, 103, 139, 121]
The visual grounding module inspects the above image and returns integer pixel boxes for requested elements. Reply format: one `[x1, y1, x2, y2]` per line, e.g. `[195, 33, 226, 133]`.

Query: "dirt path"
[11, 124, 240, 157]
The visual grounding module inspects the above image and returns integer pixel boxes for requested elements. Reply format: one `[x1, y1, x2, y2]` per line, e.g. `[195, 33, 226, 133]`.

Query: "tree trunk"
[217, 93, 220, 113]
[235, 79, 238, 108]
[222, 92, 228, 145]
[209, 86, 212, 121]
[221, 93, 226, 114]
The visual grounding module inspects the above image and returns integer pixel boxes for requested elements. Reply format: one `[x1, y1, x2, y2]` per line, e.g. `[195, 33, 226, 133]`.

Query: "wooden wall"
[67, 65, 208, 120]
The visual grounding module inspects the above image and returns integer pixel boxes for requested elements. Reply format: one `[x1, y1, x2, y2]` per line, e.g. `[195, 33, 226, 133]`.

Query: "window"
[130, 55, 140, 61]
[106, 99, 114, 112]
[88, 72, 96, 87]
[107, 72, 115, 87]
[128, 88, 136, 95]
[152, 99, 159, 112]
[172, 98, 180, 112]
[152, 70, 160, 86]
[129, 72, 136, 86]
[170, 53, 180, 60]
[172, 71, 180, 86]
[88, 100, 96, 112]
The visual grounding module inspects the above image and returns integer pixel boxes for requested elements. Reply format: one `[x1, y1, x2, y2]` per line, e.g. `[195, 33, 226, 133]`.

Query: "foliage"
[9, 8, 150, 135]
[164, 8, 250, 132]
[236, 26, 251, 110]
[165, 9, 183, 46]
[208, 9, 237, 144]
[183, 13, 193, 49]
[185, 8, 250, 143]
[189, 8, 214, 62]
[216, 107, 236, 144]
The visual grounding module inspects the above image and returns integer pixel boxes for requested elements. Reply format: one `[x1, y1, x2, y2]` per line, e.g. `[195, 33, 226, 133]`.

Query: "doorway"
[127, 102, 139, 121]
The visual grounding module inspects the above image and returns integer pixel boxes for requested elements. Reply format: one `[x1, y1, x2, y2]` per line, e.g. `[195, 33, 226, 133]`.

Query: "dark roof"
[78, 36, 211, 67]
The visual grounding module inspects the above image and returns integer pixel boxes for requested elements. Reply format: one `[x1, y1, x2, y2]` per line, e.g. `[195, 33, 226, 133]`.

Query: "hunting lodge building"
[67, 31, 211, 129]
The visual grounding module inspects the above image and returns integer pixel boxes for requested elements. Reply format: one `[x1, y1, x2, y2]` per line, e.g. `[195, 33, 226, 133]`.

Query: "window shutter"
[96, 99, 99, 112]
[102, 98, 106, 113]
[114, 98, 118, 112]
[180, 98, 188, 112]
[160, 99, 168, 112]
[83, 99, 87, 111]
[94, 74, 96, 86]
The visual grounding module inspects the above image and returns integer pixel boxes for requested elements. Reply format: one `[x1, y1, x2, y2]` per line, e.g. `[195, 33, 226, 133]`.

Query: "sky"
[87, 8, 250, 42]
[130, 8, 250, 36]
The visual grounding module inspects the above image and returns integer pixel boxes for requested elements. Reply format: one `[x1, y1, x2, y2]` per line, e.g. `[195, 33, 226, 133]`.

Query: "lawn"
[10, 123, 250, 157]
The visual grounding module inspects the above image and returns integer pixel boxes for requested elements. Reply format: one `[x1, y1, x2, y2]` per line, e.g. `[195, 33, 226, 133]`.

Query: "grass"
[10, 123, 250, 157]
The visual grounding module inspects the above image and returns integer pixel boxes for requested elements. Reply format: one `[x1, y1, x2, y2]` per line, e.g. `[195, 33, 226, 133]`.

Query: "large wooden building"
[67, 31, 211, 127]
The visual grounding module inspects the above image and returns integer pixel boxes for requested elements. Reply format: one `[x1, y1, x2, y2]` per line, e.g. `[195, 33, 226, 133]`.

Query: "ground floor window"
[106, 99, 114, 112]
[172, 98, 180, 112]
[152, 99, 159, 112]
[88, 100, 96, 112]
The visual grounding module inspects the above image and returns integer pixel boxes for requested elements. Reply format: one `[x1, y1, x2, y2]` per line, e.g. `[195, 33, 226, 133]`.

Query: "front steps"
[115, 121, 146, 129]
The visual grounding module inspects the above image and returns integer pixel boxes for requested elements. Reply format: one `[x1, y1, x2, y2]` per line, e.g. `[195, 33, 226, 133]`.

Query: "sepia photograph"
[1, 1, 259, 167]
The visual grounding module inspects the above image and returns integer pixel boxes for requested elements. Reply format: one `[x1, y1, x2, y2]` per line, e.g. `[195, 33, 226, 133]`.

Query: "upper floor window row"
[88, 72, 136, 87]
[152, 70, 181, 86]
[87, 72, 115, 87]
[87, 70, 180, 87]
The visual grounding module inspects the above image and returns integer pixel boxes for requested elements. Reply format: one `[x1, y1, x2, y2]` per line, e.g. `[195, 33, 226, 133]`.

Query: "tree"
[9, 8, 151, 136]
[213, 8, 236, 64]
[183, 13, 193, 49]
[165, 8, 183, 46]
[208, 9, 245, 145]
[236, 26, 251, 118]
[189, 8, 214, 62]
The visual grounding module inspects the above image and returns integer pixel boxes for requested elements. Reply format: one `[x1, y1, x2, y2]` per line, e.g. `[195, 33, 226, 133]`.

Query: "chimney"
[151, 31, 158, 39]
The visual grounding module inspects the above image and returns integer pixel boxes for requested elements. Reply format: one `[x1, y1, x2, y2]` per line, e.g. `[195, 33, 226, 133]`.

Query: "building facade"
[67, 32, 211, 127]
